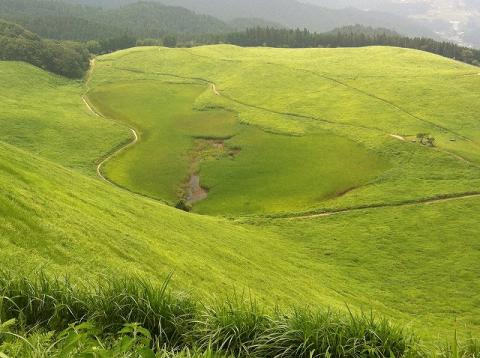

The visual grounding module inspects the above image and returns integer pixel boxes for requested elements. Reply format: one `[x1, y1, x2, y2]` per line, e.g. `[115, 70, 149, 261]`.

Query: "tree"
[163, 35, 177, 48]
[86, 40, 101, 54]
[0, 20, 90, 78]
[426, 136, 436, 147]
[175, 200, 191, 212]
[416, 133, 428, 144]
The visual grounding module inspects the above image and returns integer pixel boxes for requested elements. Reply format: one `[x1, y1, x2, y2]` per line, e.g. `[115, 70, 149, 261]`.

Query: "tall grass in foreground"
[0, 272, 423, 357]
[438, 334, 480, 358]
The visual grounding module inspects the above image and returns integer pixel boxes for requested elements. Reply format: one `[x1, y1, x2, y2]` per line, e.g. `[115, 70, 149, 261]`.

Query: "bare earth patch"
[184, 138, 241, 205]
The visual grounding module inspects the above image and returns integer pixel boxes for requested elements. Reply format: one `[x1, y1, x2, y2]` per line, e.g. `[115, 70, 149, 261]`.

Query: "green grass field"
[1, 46, 480, 345]
[88, 81, 239, 204]
[0, 61, 129, 175]
[88, 80, 389, 214]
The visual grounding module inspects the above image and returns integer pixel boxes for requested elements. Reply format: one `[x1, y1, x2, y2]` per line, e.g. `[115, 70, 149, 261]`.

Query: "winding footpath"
[83, 95, 139, 185]
[281, 192, 480, 220]
[83, 60, 480, 220]
[82, 59, 140, 186]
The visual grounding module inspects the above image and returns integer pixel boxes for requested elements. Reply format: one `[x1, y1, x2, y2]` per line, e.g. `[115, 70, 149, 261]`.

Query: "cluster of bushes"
[0, 272, 422, 357]
[0, 20, 90, 78]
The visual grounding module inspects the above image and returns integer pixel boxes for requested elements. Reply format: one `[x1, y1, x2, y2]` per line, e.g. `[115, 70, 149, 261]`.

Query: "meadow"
[0, 61, 129, 175]
[88, 81, 239, 204]
[88, 80, 389, 214]
[88, 46, 480, 215]
[0, 45, 479, 351]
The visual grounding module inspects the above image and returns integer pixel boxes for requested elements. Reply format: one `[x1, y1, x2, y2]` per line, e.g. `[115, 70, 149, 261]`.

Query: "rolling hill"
[1, 44, 480, 346]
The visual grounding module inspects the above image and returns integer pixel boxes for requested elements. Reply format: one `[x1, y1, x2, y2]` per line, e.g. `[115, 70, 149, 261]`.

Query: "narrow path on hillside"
[280, 192, 480, 220]
[180, 49, 477, 145]
[115, 66, 396, 134]
[82, 94, 140, 185]
[82, 60, 147, 196]
[294, 66, 476, 144]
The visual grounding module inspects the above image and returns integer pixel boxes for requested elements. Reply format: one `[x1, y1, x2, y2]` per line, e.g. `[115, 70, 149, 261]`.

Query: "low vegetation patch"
[0, 273, 420, 357]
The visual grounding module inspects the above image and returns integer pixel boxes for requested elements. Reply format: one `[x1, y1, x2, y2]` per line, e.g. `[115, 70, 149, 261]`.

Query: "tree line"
[221, 27, 480, 66]
[0, 20, 90, 78]
[2, 19, 479, 80]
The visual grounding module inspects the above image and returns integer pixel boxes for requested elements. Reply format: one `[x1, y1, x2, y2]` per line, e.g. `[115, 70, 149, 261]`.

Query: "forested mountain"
[229, 18, 284, 31]
[330, 25, 399, 37]
[0, 20, 90, 77]
[81, 0, 437, 39]
[303, 0, 480, 48]
[0, 0, 230, 41]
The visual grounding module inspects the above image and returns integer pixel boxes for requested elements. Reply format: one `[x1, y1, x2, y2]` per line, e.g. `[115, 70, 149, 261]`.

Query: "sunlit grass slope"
[196, 127, 388, 215]
[88, 46, 480, 215]
[1, 140, 480, 340]
[1, 47, 480, 342]
[0, 61, 129, 175]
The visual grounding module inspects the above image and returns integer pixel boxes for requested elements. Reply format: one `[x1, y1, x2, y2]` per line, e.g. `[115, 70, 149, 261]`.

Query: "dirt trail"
[96, 128, 138, 184]
[82, 97, 97, 116]
[282, 192, 480, 220]
[389, 134, 406, 141]
[85, 94, 139, 185]
[212, 84, 220, 96]
[82, 60, 140, 186]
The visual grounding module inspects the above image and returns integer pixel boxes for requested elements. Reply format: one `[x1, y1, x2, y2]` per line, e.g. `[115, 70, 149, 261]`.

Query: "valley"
[1, 45, 480, 350]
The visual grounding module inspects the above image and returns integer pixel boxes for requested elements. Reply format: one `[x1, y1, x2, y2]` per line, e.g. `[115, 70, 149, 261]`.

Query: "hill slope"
[87, 46, 480, 215]
[154, 0, 438, 38]
[1, 46, 480, 341]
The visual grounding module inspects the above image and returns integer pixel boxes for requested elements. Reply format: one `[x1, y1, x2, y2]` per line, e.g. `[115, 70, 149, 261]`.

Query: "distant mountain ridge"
[0, 0, 226, 41]
[64, 0, 438, 39]
[302, 0, 480, 47]
[0, 0, 284, 41]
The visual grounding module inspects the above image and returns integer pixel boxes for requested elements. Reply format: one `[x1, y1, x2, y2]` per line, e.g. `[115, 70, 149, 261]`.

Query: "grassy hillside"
[0, 45, 480, 343]
[0, 61, 129, 174]
[88, 46, 480, 215]
[2, 137, 480, 340]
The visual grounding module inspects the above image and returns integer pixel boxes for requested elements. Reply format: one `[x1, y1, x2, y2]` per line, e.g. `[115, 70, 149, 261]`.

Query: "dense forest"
[223, 27, 480, 66]
[0, 20, 90, 78]
[0, 0, 231, 41]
